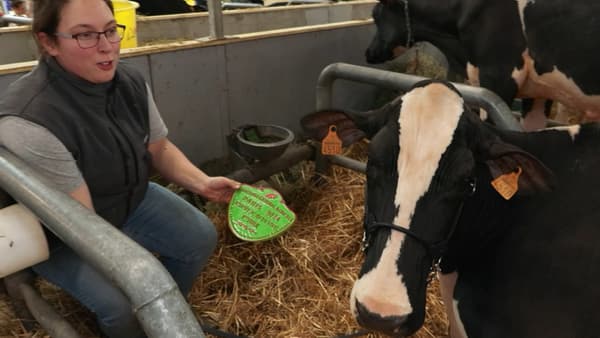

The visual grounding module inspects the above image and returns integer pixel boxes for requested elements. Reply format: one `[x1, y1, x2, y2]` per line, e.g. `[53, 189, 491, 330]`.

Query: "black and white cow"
[136, 0, 199, 15]
[365, 0, 600, 131]
[302, 80, 600, 337]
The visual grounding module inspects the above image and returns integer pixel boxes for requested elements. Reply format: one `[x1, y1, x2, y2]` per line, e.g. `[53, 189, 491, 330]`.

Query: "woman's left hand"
[199, 176, 241, 203]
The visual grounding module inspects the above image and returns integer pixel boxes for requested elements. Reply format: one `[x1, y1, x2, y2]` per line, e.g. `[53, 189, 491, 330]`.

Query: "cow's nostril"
[355, 300, 408, 335]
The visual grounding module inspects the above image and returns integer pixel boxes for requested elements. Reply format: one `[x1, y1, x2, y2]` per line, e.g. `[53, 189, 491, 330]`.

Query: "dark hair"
[32, 0, 114, 52]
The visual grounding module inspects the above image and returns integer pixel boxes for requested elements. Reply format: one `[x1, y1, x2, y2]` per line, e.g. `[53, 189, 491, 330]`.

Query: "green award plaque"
[228, 184, 296, 241]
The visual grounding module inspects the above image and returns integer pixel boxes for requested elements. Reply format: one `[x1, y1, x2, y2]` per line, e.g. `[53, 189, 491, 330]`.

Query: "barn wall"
[138, 0, 374, 42]
[0, 26, 39, 64]
[0, 22, 379, 166]
[0, 1, 375, 64]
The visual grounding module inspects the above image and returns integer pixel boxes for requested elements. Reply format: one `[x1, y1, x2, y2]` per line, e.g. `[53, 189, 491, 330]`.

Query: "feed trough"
[229, 124, 294, 162]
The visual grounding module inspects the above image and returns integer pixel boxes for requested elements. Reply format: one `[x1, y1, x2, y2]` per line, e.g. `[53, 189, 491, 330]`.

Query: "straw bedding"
[0, 141, 449, 338]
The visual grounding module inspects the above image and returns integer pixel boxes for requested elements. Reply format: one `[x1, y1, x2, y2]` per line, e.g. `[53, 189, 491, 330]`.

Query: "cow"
[301, 80, 600, 337]
[135, 0, 200, 15]
[365, 0, 600, 131]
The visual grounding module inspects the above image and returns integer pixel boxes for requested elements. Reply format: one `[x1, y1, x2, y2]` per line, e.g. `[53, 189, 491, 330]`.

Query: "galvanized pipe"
[329, 154, 366, 173]
[207, 0, 224, 39]
[316, 62, 522, 131]
[222, 2, 262, 9]
[20, 283, 82, 338]
[2, 269, 40, 332]
[0, 14, 32, 25]
[227, 143, 315, 183]
[313, 62, 523, 177]
[0, 148, 205, 338]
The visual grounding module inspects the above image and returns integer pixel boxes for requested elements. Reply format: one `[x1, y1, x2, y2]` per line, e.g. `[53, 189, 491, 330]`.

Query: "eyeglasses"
[54, 24, 126, 49]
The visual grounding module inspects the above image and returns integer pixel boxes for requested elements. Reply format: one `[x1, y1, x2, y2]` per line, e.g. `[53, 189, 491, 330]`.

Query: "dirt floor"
[0, 141, 449, 338]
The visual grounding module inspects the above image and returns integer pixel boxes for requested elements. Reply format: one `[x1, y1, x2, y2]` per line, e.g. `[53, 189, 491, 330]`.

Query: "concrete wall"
[0, 21, 380, 166]
[138, 0, 374, 42]
[0, 25, 38, 64]
[0, 1, 375, 64]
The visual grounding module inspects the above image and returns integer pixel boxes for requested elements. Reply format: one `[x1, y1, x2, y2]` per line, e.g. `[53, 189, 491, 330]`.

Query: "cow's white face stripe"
[516, 0, 534, 34]
[351, 84, 464, 318]
[394, 84, 463, 231]
[544, 124, 581, 141]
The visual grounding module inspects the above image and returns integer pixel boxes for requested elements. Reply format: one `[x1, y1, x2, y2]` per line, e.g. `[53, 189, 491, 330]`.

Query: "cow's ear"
[483, 140, 556, 197]
[351, 96, 402, 139]
[300, 110, 366, 147]
[301, 96, 401, 146]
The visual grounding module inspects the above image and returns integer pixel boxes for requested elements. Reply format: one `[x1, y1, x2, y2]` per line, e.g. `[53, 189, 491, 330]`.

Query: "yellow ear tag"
[321, 125, 342, 155]
[491, 167, 522, 200]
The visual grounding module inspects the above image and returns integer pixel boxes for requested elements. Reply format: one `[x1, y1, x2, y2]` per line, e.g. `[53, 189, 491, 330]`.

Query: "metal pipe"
[286, 0, 329, 4]
[0, 14, 32, 25]
[207, 0, 224, 39]
[4, 268, 81, 336]
[329, 154, 366, 173]
[313, 62, 523, 177]
[1, 194, 75, 336]
[222, 2, 262, 9]
[227, 143, 314, 183]
[316, 62, 522, 131]
[20, 283, 82, 338]
[0, 148, 205, 338]
[2, 270, 39, 332]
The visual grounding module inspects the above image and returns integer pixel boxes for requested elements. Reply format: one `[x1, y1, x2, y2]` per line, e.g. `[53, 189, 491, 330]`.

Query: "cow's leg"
[439, 271, 467, 338]
[521, 98, 553, 131]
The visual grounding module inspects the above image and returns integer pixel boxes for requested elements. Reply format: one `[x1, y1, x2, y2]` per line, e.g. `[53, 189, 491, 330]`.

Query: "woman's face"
[40, 0, 120, 84]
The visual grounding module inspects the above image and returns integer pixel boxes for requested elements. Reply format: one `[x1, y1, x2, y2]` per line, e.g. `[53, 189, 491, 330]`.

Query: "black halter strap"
[364, 202, 464, 282]
[362, 179, 476, 280]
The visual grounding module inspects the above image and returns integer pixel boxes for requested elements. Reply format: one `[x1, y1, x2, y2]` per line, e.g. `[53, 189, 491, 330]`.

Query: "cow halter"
[362, 178, 476, 282]
[401, 0, 413, 48]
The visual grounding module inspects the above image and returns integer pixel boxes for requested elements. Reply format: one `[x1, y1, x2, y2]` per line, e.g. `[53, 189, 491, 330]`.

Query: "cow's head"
[366, 0, 462, 66]
[302, 80, 554, 336]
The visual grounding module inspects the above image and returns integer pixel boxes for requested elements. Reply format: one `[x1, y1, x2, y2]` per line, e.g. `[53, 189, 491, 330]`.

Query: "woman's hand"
[198, 176, 241, 203]
[149, 138, 242, 202]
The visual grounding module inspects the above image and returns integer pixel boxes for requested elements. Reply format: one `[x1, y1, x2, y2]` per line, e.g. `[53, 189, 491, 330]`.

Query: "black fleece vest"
[0, 57, 150, 228]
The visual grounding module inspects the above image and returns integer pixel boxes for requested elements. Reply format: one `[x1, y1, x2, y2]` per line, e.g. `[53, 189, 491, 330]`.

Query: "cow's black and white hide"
[136, 0, 198, 15]
[302, 80, 600, 337]
[365, 0, 600, 131]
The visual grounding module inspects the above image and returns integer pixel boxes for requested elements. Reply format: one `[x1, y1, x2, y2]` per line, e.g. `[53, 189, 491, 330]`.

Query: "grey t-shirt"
[0, 83, 168, 193]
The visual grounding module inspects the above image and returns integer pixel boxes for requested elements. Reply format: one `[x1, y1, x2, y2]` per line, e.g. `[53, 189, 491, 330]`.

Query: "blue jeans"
[32, 182, 217, 338]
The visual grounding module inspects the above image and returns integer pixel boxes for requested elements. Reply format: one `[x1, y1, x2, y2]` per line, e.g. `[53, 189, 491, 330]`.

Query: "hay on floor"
[0, 141, 448, 338]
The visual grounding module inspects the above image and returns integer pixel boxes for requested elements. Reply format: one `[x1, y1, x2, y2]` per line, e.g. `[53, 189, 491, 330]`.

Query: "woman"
[0, 0, 240, 337]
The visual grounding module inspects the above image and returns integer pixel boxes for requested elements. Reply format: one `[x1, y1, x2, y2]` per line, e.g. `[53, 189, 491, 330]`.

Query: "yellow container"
[112, 0, 140, 49]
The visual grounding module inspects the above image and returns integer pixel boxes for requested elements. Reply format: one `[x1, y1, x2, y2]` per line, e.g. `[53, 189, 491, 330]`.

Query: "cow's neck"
[490, 124, 580, 174]
[441, 161, 513, 273]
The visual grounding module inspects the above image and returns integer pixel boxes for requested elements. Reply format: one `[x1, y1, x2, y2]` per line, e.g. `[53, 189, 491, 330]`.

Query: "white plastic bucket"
[0, 204, 49, 278]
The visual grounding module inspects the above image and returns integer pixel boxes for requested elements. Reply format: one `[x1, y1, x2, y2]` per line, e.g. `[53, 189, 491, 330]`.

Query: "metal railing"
[0, 14, 32, 25]
[316, 62, 522, 131]
[0, 148, 205, 338]
[313, 62, 523, 175]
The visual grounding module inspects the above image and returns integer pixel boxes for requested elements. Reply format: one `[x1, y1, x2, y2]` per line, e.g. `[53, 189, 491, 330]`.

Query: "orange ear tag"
[321, 125, 342, 155]
[491, 167, 522, 200]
